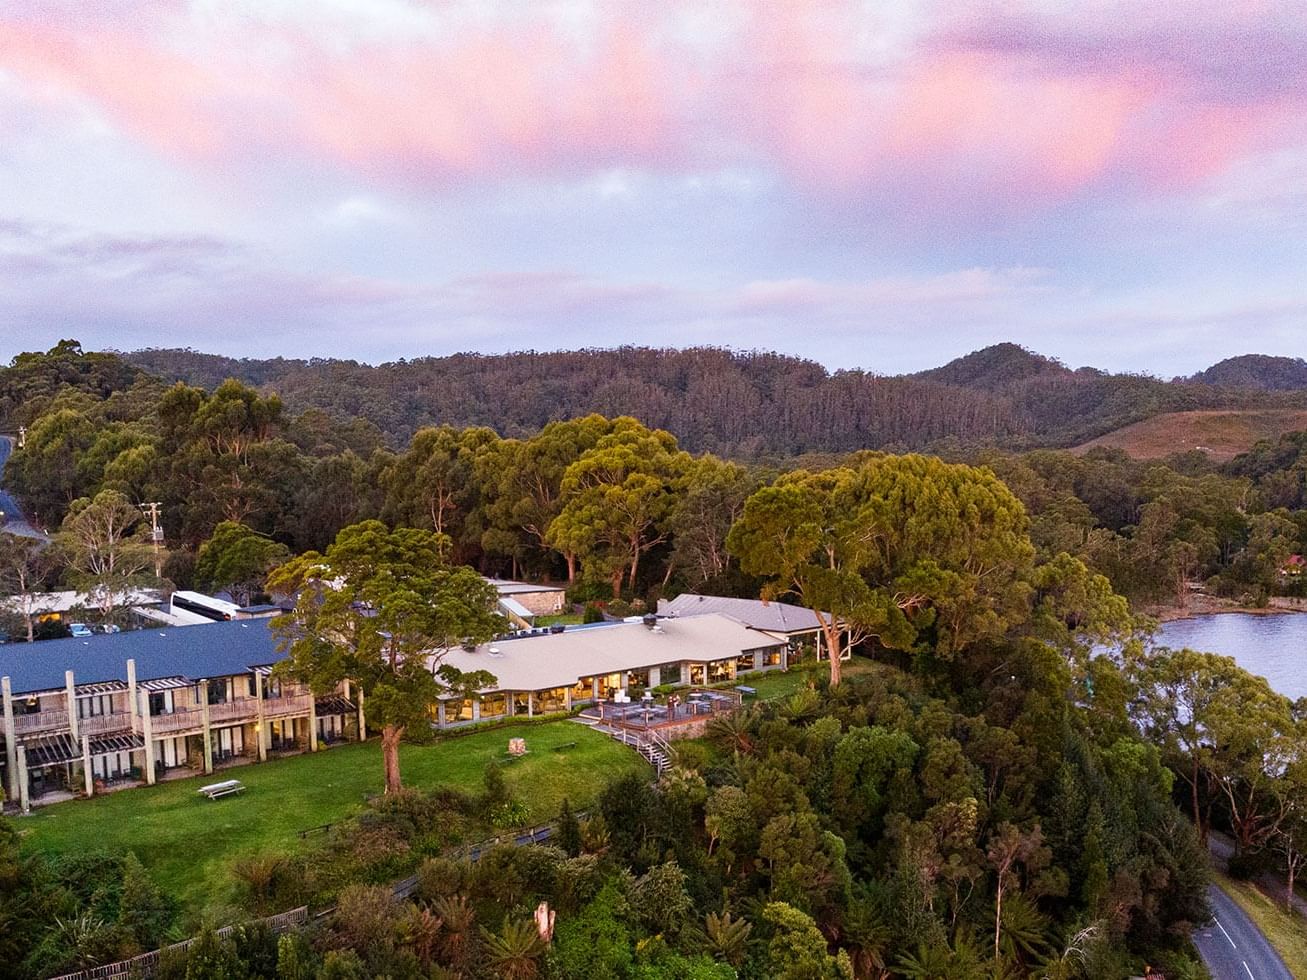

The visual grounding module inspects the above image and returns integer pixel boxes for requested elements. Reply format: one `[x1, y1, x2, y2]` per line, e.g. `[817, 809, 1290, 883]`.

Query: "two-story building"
[0, 621, 362, 811]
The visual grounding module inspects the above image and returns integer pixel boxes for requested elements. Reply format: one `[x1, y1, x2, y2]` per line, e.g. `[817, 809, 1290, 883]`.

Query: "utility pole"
[140, 502, 164, 577]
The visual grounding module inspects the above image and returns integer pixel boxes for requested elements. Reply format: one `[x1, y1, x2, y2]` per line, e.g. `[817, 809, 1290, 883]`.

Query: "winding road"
[1194, 884, 1294, 980]
[0, 435, 49, 541]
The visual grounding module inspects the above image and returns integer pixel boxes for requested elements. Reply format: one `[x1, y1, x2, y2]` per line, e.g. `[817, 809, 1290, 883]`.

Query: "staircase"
[573, 715, 672, 776]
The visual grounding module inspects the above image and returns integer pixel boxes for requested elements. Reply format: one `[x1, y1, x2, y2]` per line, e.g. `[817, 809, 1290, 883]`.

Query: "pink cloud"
[0, 1, 1303, 213]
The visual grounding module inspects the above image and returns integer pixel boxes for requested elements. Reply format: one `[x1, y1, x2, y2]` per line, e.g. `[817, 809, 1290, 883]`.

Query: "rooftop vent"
[549, 624, 566, 634]
[488, 646, 502, 657]
[642, 614, 658, 630]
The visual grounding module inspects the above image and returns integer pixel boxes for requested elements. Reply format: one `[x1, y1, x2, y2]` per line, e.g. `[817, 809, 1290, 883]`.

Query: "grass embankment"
[19, 720, 648, 914]
[1213, 871, 1307, 979]
[721, 657, 882, 702]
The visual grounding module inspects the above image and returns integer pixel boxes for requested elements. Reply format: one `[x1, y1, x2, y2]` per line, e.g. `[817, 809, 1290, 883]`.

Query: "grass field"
[1075, 409, 1307, 462]
[17, 720, 649, 914]
[1214, 871, 1307, 979]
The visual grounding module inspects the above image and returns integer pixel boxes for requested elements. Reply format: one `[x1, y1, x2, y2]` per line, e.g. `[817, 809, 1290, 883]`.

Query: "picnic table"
[197, 778, 246, 800]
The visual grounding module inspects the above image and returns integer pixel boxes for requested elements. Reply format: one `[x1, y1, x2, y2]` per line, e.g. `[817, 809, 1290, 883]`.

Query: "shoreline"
[1145, 597, 1306, 624]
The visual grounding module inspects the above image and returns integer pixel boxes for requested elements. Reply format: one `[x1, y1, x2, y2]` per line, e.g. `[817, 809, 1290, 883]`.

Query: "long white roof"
[432, 613, 782, 694]
[657, 593, 825, 633]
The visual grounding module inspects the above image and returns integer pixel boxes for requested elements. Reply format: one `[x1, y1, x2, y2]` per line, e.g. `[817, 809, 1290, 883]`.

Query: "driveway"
[1194, 884, 1294, 980]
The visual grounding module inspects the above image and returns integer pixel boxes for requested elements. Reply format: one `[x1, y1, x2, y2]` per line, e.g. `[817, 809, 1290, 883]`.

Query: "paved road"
[0, 435, 49, 540]
[1194, 884, 1294, 980]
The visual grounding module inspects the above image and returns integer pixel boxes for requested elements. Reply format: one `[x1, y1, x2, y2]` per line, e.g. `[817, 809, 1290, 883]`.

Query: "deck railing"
[79, 712, 133, 736]
[12, 710, 71, 735]
[264, 693, 313, 718]
[208, 699, 259, 725]
[149, 708, 205, 735]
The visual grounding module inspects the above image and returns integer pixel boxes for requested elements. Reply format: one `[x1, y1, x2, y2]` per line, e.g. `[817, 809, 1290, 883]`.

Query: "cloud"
[2, 0, 1302, 216]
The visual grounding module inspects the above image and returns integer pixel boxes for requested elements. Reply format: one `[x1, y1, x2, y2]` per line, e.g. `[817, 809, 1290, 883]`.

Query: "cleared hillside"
[1075, 410, 1307, 461]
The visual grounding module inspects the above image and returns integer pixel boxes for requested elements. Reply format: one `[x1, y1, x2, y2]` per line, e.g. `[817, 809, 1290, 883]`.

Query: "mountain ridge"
[109, 342, 1307, 457]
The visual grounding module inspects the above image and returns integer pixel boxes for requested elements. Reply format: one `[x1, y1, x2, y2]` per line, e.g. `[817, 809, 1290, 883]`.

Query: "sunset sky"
[1, 1, 1304, 374]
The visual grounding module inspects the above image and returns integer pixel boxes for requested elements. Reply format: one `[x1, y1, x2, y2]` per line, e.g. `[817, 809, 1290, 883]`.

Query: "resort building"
[657, 593, 849, 659]
[429, 613, 787, 726]
[0, 621, 361, 811]
[1, 609, 787, 810]
[486, 577, 567, 624]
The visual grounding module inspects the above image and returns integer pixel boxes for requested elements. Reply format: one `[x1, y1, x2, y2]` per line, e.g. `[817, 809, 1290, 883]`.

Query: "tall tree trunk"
[611, 566, 624, 600]
[566, 552, 577, 584]
[25, 612, 34, 644]
[1191, 759, 1205, 845]
[818, 613, 842, 688]
[381, 724, 405, 795]
[628, 541, 640, 591]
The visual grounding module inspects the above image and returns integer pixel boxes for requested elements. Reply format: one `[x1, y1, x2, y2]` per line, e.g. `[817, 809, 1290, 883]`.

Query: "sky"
[1, 0, 1305, 376]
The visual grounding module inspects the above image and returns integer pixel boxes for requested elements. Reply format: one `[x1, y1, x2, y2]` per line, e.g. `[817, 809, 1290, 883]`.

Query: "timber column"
[255, 675, 267, 762]
[126, 659, 139, 731]
[2, 677, 18, 801]
[200, 689, 213, 775]
[308, 693, 318, 751]
[356, 686, 366, 742]
[16, 744, 29, 814]
[81, 733, 94, 797]
[139, 689, 156, 785]
[65, 670, 78, 742]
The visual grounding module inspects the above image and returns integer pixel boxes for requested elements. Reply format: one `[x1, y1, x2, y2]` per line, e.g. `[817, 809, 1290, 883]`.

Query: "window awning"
[75, 680, 128, 697]
[24, 733, 77, 768]
[139, 676, 191, 692]
[314, 695, 356, 716]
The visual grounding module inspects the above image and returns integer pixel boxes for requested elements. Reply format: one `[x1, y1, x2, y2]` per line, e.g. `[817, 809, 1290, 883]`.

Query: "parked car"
[68, 623, 93, 638]
[98, 624, 121, 634]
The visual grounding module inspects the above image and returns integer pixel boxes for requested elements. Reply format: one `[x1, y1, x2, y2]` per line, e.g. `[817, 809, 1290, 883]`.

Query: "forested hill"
[1189, 354, 1307, 391]
[117, 344, 1307, 455]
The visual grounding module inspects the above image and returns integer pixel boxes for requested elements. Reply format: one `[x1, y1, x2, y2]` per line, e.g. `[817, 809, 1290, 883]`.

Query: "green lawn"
[723, 657, 883, 702]
[17, 720, 648, 914]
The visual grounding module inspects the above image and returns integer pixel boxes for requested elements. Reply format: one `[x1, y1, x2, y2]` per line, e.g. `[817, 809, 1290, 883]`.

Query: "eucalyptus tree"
[547, 418, 688, 596]
[728, 454, 1034, 685]
[269, 521, 502, 794]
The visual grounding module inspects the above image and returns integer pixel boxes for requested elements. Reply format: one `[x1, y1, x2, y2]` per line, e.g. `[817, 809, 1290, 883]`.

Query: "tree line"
[122, 341, 1307, 456]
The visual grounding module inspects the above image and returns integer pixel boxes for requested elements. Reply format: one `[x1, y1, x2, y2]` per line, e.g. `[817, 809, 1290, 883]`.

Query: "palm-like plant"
[53, 913, 118, 969]
[707, 710, 757, 755]
[482, 918, 548, 980]
[703, 910, 753, 967]
[433, 894, 477, 969]
[1000, 892, 1052, 962]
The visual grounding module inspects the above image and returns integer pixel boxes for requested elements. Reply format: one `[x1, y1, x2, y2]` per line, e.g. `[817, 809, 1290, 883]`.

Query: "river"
[1156, 613, 1307, 700]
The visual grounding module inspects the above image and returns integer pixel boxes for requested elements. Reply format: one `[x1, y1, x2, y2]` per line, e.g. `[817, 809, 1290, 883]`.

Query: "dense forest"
[119, 343, 1307, 456]
[6, 341, 1307, 977]
[7, 341, 1307, 620]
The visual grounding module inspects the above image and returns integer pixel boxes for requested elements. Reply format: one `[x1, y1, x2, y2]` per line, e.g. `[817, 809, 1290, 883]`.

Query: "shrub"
[490, 800, 532, 829]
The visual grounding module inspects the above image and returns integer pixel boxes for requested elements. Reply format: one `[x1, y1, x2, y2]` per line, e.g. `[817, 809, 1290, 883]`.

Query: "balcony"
[13, 710, 71, 736]
[264, 693, 313, 718]
[150, 709, 205, 735]
[80, 712, 132, 737]
[208, 699, 258, 725]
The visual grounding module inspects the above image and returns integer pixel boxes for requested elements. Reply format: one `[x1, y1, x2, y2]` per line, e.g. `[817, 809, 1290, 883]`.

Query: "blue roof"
[0, 620, 285, 695]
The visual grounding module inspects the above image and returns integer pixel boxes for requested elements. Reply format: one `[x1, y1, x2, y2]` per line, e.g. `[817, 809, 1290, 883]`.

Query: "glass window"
[535, 687, 567, 713]
[572, 677, 595, 702]
[736, 652, 757, 672]
[479, 694, 507, 719]
[707, 660, 735, 684]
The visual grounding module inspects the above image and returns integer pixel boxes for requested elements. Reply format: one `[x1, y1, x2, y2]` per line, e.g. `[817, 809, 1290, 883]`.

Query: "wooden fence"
[48, 906, 309, 980]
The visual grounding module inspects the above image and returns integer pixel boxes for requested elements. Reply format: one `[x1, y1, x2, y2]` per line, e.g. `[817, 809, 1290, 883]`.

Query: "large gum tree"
[727, 454, 1034, 686]
[269, 520, 502, 794]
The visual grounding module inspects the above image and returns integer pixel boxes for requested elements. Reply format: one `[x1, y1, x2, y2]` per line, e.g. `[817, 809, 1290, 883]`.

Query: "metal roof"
[433, 614, 783, 694]
[0, 620, 284, 696]
[656, 594, 827, 634]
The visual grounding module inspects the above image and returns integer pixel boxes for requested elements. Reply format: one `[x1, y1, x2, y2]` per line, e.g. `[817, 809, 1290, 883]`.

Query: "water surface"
[1156, 613, 1307, 700]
